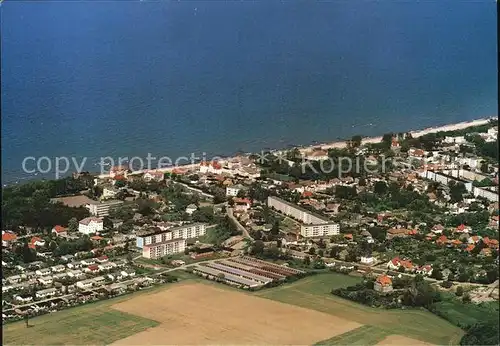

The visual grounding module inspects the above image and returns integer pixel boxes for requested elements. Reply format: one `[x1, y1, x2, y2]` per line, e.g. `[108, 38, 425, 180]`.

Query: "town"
[2, 119, 498, 345]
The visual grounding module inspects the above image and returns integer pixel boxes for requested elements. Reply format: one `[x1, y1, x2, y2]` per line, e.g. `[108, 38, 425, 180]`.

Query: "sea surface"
[1, 1, 497, 184]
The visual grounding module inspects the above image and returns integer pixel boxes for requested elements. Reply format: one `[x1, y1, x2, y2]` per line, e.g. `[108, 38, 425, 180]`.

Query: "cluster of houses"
[1, 249, 156, 323]
[386, 257, 433, 276]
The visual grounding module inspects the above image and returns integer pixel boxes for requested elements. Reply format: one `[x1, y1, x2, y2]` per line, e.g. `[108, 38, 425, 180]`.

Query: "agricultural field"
[255, 273, 465, 345]
[3, 272, 468, 345]
[3, 298, 159, 345]
[111, 282, 360, 344]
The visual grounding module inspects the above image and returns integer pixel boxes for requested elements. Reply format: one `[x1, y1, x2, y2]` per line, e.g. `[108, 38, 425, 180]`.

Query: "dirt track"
[111, 283, 361, 345]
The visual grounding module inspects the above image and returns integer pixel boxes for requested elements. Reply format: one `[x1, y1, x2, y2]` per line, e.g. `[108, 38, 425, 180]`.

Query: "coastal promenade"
[98, 117, 493, 179]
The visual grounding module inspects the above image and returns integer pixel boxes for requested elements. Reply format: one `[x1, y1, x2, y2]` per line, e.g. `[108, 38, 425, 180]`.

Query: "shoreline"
[98, 117, 493, 179]
[296, 117, 493, 153]
[2, 117, 496, 183]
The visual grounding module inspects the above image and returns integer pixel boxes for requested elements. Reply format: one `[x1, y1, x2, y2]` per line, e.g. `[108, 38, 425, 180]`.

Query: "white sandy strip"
[304, 118, 492, 153]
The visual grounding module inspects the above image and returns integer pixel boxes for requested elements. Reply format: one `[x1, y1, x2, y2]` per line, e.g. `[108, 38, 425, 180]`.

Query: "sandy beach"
[300, 117, 492, 153]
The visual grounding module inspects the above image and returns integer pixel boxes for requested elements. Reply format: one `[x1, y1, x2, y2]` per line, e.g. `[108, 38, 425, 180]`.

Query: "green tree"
[431, 269, 443, 280]
[102, 216, 113, 229]
[114, 180, 126, 188]
[308, 247, 316, 255]
[329, 247, 340, 258]
[251, 240, 265, 256]
[192, 206, 215, 223]
[448, 181, 467, 203]
[479, 161, 489, 173]
[374, 181, 388, 195]
[368, 226, 386, 242]
[382, 133, 393, 149]
[455, 286, 464, 296]
[21, 240, 36, 263]
[68, 217, 79, 233]
[303, 255, 311, 266]
[351, 135, 362, 148]
[460, 321, 499, 345]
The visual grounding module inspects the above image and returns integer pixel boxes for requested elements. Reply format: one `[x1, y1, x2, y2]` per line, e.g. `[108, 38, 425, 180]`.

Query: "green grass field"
[430, 294, 499, 328]
[315, 325, 390, 345]
[3, 298, 159, 345]
[255, 273, 464, 345]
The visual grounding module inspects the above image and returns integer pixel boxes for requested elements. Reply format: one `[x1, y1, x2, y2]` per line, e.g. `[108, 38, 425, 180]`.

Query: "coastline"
[1, 117, 495, 183]
[96, 117, 494, 179]
[297, 117, 493, 153]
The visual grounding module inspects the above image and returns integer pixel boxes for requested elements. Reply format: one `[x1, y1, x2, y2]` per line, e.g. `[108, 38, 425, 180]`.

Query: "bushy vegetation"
[332, 275, 441, 309]
[2, 177, 92, 230]
[332, 282, 403, 308]
[428, 294, 499, 345]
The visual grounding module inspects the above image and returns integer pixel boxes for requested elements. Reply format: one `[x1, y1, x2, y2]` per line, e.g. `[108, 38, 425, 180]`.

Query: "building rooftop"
[268, 196, 331, 223]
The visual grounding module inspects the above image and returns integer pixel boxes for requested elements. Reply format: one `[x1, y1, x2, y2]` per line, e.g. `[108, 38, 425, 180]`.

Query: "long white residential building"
[142, 238, 186, 259]
[418, 170, 498, 202]
[267, 196, 339, 238]
[136, 223, 207, 248]
[136, 223, 207, 259]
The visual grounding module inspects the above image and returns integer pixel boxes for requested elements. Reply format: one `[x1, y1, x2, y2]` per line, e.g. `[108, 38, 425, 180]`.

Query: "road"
[226, 207, 254, 241]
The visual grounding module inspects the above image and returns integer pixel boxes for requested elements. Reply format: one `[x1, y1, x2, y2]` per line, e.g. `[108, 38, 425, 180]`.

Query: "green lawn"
[430, 294, 499, 328]
[255, 273, 464, 345]
[3, 300, 159, 345]
[315, 325, 390, 345]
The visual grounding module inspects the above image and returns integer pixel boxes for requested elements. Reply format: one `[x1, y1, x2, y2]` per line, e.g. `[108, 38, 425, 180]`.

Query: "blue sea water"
[1, 1, 497, 184]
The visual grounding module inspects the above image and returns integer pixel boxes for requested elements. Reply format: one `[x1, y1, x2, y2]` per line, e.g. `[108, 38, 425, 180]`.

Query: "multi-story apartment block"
[300, 223, 340, 238]
[87, 200, 123, 217]
[226, 184, 244, 197]
[142, 238, 186, 259]
[267, 196, 339, 238]
[136, 223, 206, 259]
[136, 223, 207, 249]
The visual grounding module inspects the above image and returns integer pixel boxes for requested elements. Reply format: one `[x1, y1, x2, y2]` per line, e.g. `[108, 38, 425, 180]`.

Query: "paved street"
[227, 207, 254, 241]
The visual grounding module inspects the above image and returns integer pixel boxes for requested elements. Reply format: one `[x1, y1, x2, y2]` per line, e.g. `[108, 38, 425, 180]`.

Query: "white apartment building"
[300, 223, 340, 238]
[458, 157, 481, 170]
[268, 196, 339, 238]
[268, 196, 327, 224]
[443, 136, 467, 144]
[142, 238, 186, 259]
[87, 200, 123, 217]
[360, 256, 375, 265]
[102, 187, 119, 199]
[226, 184, 243, 197]
[78, 217, 104, 235]
[136, 223, 207, 249]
